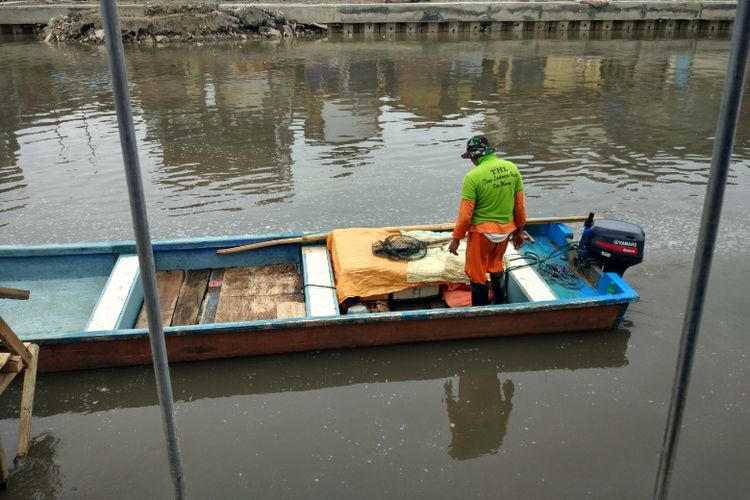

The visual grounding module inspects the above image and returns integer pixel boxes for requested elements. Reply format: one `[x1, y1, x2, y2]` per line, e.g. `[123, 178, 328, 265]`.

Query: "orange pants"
[465, 232, 509, 284]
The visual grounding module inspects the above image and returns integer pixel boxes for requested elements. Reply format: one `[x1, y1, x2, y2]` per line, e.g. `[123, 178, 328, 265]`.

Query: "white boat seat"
[302, 246, 339, 317]
[504, 246, 556, 302]
[85, 255, 141, 331]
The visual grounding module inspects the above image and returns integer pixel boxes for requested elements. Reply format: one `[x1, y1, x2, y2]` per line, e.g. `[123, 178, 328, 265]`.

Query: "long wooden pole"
[217, 215, 590, 255]
[0, 287, 30, 301]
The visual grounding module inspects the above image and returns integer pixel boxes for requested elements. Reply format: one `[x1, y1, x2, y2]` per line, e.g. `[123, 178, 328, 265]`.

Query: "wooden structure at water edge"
[0, 286, 40, 487]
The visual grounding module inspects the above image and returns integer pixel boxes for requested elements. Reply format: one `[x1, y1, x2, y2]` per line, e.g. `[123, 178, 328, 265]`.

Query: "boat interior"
[0, 224, 626, 340]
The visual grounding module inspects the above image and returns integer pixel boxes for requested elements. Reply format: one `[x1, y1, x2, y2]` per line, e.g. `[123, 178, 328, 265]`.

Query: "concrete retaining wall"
[0, 1, 738, 32]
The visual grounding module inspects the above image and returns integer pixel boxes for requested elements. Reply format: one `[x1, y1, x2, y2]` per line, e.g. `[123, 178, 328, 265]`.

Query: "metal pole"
[98, 1, 187, 498]
[653, 3, 750, 500]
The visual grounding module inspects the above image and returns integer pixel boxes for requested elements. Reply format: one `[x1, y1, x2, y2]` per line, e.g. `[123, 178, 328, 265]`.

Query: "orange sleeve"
[513, 191, 527, 229]
[452, 199, 475, 239]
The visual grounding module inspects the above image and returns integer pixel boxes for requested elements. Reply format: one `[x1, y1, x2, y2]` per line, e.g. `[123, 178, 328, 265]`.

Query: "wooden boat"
[0, 222, 639, 372]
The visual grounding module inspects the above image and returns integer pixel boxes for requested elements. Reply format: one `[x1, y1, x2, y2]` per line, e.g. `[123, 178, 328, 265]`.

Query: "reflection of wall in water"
[128, 53, 297, 202]
[301, 59, 381, 143]
[301, 61, 340, 143]
[477, 110, 511, 153]
[471, 56, 543, 152]
[543, 56, 603, 94]
[0, 56, 81, 204]
[596, 47, 725, 164]
[321, 99, 379, 144]
[472, 58, 512, 149]
[0, 71, 22, 183]
[510, 54, 546, 92]
[395, 59, 451, 120]
[680, 49, 750, 151]
[217, 76, 268, 113]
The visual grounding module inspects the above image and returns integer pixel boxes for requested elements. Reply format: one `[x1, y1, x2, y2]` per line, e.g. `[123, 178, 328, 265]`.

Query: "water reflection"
[2, 331, 628, 417]
[444, 375, 514, 460]
[1, 35, 748, 243]
[0, 332, 628, 497]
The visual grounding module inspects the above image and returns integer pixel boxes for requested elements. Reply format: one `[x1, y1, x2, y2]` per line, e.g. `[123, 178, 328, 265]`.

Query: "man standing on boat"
[448, 135, 526, 306]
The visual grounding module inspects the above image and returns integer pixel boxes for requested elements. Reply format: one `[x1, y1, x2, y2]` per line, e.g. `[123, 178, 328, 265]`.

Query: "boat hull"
[37, 302, 626, 372]
[1, 224, 639, 372]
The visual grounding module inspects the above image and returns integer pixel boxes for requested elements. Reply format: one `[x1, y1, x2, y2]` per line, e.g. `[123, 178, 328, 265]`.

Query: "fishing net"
[372, 235, 428, 261]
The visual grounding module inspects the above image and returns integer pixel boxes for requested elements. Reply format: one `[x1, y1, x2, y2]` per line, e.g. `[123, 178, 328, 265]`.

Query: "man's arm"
[448, 199, 475, 255]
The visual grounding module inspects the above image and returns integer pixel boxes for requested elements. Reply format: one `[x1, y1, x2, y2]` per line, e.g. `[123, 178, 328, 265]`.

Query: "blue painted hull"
[0, 224, 639, 372]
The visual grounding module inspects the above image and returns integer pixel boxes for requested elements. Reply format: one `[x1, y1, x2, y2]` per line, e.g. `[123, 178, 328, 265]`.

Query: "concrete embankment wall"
[0, 1, 738, 35]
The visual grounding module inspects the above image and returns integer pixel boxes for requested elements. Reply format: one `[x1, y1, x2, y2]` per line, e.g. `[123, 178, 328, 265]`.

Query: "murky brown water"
[0, 32, 748, 499]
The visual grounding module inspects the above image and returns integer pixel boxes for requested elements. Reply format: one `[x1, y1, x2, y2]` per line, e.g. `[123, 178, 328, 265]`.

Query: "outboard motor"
[576, 213, 645, 277]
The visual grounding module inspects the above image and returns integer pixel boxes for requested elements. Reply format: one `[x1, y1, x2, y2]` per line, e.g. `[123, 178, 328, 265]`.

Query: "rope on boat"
[505, 241, 584, 290]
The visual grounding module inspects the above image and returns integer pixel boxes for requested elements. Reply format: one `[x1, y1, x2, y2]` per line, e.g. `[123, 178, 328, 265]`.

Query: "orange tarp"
[327, 228, 410, 303]
[327, 228, 468, 303]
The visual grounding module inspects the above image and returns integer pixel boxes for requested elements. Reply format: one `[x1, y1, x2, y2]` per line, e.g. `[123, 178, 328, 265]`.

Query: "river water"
[0, 32, 748, 499]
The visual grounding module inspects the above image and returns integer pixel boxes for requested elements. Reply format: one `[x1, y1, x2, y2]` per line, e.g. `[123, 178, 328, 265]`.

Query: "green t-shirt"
[460, 153, 524, 225]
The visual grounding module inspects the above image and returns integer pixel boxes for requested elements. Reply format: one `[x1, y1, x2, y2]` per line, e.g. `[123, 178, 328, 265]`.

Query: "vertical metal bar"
[653, 2, 750, 499]
[98, 1, 187, 498]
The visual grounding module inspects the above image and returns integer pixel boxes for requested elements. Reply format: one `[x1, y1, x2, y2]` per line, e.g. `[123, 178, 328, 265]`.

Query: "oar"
[216, 215, 590, 255]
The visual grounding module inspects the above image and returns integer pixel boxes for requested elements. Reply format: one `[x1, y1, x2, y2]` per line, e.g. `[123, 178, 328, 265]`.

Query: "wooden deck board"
[198, 268, 225, 325]
[214, 264, 304, 322]
[221, 264, 302, 296]
[216, 294, 305, 322]
[172, 269, 211, 326]
[277, 301, 308, 319]
[135, 270, 185, 328]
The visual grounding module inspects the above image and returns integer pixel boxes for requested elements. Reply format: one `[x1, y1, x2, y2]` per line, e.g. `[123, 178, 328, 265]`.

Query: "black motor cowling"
[577, 213, 645, 277]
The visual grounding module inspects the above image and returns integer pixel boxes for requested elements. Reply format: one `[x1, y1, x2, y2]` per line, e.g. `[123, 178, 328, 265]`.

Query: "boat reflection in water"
[0, 329, 629, 496]
[6, 329, 630, 419]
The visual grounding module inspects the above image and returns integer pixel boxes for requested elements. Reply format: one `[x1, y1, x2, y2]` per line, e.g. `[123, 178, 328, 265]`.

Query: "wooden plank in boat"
[172, 269, 211, 326]
[276, 301, 307, 319]
[198, 268, 224, 325]
[214, 264, 304, 322]
[135, 270, 185, 328]
[215, 293, 305, 322]
[221, 264, 301, 296]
